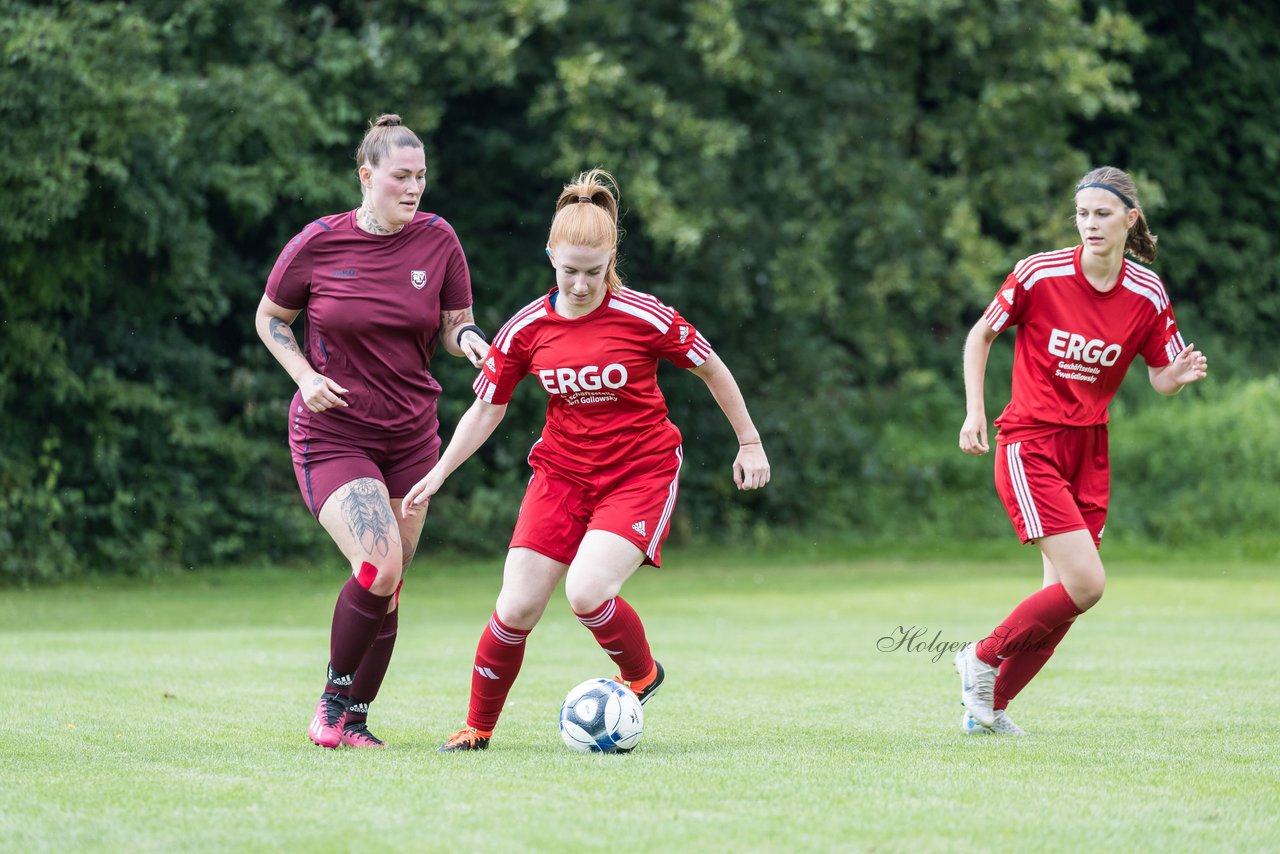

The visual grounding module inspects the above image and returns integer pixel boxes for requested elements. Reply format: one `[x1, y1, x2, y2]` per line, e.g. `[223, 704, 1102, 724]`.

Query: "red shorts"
[994, 425, 1109, 548]
[289, 416, 440, 517]
[509, 443, 683, 568]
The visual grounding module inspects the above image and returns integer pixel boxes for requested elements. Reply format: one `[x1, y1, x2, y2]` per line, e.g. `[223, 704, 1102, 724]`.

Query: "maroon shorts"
[289, 419, 441, 518]
[510, 443, 683, 568]
[994, 425, 1109, 547]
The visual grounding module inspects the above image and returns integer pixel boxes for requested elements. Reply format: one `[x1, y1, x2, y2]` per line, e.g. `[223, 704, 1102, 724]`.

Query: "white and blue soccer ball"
[559, 678, 644, 753]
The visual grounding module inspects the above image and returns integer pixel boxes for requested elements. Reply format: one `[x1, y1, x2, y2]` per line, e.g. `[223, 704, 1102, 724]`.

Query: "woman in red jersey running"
[255, 114, 490, 749]
[954, 166, 1208, 735]
[402, 168, 771, 751]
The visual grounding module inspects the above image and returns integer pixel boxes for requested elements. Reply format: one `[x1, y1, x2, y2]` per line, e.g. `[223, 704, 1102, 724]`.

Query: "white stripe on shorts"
[1006, 442, 1044, 540]
[647, 446, 684, 560]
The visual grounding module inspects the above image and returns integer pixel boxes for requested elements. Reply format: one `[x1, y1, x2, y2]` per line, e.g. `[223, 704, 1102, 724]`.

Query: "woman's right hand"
[297, 370, 349, 412]
[400, 472, 444, 519]
[958, 413, 989, 455]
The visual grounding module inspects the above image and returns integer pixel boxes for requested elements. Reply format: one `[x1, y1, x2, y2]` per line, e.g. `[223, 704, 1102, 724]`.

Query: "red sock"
[325, 576, 391, 693]
[466, 613, 530, 732]
[975, 583, 1081, 667]
[993, 618, 1073, 710]
[348, 607, 398, 709]
[574, 596, 653, 682]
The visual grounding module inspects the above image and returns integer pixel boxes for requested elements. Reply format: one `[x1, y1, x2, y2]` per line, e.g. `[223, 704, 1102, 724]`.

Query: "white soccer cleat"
[961, 710, 991, 735]
[961, 709, 1027, 736]
[988, 710, 1027, 735]
[954, 646, 997, 728]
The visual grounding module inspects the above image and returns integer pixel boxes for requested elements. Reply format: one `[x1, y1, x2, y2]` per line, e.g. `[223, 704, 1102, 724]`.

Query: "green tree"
[1080, 0, 1280, 356]
[13, 0, 1259, 581]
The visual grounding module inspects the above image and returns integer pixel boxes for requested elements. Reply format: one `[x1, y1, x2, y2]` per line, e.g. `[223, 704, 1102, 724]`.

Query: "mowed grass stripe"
[2, 548, 1277, 852]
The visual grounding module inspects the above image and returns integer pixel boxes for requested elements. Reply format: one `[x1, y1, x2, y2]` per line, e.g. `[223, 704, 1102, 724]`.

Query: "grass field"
[3, 542, 1277, 852]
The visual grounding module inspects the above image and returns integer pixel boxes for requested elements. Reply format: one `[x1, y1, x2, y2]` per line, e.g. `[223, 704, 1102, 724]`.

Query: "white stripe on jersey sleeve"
[607, 295, 671, 333]
[612, 288, 676, 322]
[1013, 247, 1075, 281]
[1021, 263, 1075, 291]
[473, 374, 497, 403]
[1120, 265, 1170, 312]
[685, 333, 713, 365]
[492, 299, 549, 354]
[983, 299, 1009, 332]
[1164, 331, 1187, 364]
[1126, 262, 1170, 303]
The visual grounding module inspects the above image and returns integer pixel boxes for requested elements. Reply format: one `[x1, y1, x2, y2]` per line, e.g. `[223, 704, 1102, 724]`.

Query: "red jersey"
[473, 287, 713, 472]
[265, 209, 473, 439]
[983, 245, 1185, 444]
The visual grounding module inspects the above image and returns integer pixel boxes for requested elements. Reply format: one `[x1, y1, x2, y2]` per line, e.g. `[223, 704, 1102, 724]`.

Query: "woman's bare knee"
[494, 588, 549, 629]
[1064, 574, 1105, 610]
[563, 571, 623, 614]
[360, 559, 402, 597]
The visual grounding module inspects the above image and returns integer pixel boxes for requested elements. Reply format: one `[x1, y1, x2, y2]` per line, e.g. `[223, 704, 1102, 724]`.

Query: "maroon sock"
[324, 576, 392, 694]
[976, 583, 1082, 667]
[574, 596, 653, 682]
[347, 607, 399, 713]
[993, 618, 1074, 710]
[466, 613, 531, 732]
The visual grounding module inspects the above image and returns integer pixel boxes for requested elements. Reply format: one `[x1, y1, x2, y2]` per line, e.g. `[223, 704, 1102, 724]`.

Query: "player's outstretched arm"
[959, 318, 998, 455]
[690, 354, 771, 491]
[401, 398, 508, 518]
[1148, 343, 1208, 395]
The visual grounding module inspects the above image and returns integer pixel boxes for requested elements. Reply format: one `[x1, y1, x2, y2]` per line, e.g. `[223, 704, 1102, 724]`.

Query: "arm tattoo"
[269, 317, 300, 354]
[340, 479, 398, 559]
[441, 308, 474, 334]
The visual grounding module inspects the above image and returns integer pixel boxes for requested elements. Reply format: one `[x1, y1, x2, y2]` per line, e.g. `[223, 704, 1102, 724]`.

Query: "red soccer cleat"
[307, 692, 348, 749]
[339, 717, 387, 748]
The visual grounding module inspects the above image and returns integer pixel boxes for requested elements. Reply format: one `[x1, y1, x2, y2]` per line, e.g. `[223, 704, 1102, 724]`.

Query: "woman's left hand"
[460, 331, 490, 368]
[1169, 342, 1208, 387]
[733, 443, 771, 491]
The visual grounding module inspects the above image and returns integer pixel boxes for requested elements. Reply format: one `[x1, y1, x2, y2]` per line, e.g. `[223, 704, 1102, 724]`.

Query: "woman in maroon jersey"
[401, 168, 771, 751]
[254, 114, 489, 749]
[954, 166, 1207, 735]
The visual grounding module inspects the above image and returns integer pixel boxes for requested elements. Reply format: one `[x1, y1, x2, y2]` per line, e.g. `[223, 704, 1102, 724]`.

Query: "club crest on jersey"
[678, 325, 689, 344]
[411, 270, 427, 290]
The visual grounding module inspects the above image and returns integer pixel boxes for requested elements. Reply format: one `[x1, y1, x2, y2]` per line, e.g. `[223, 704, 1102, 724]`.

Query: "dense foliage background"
[2, 0, 1276, 581]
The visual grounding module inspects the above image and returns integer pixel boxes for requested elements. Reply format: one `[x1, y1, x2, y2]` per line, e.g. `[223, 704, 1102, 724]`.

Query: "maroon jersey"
[266, 209, 473, 439]
[983, 245, 1185, 444]
[474, 287, 713, 472]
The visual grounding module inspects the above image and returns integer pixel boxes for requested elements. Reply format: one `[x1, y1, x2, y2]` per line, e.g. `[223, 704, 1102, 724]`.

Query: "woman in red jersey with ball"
[402, 168, 771, 751]
[954, 166, 1207, 735]
[255, 114, 489, 749]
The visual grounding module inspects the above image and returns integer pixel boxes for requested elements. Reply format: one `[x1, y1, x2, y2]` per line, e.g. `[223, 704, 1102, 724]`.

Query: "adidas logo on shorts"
[631, 520, 646, 537]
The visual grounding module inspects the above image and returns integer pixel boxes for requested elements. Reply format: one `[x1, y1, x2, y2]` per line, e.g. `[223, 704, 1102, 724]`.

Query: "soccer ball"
[558, 678, 644, 753]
